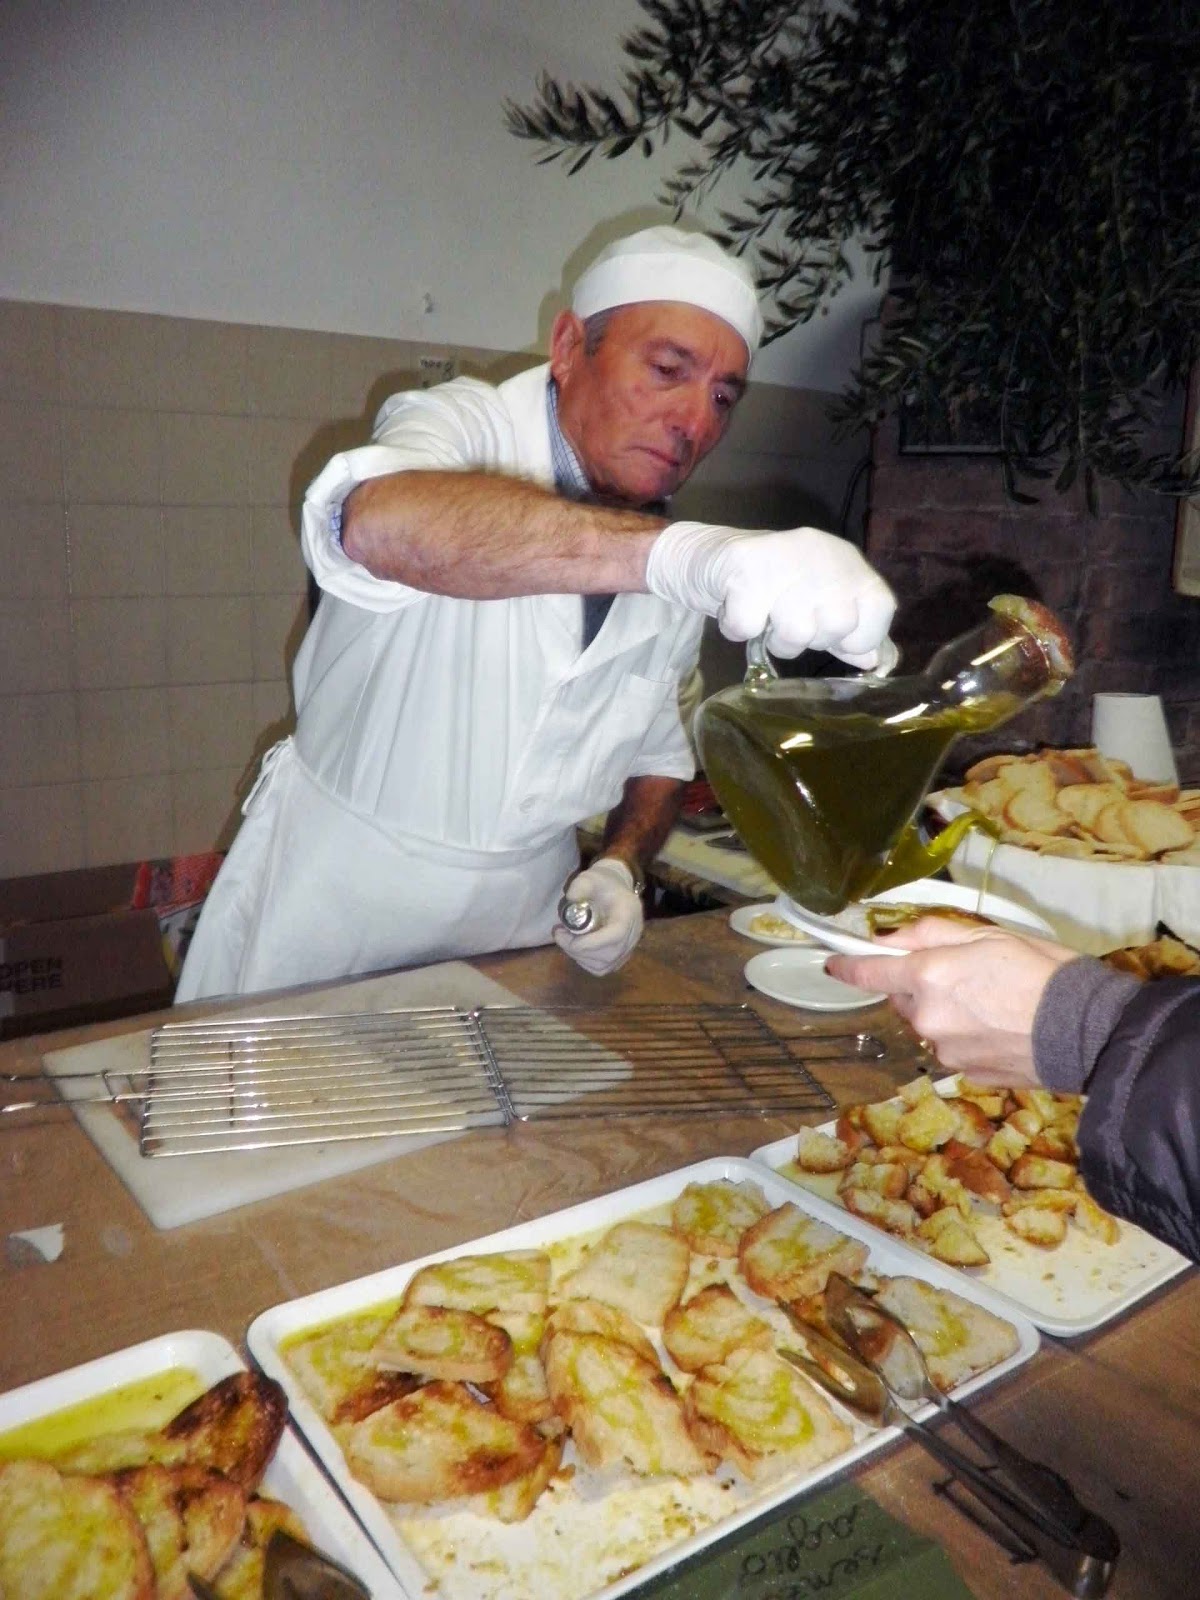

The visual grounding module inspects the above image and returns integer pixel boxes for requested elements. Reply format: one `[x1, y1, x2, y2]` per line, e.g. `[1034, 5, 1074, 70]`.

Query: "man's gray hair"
[583, 309, 616, 356]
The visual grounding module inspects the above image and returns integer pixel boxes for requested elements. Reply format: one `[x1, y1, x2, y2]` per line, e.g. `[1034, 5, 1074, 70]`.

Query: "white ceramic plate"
[248, 1157, 1037, 1600]
[0, 1330, 404, 1596]
[750, 1080, 1191, 1338]
[771, 878, 1059, 958]
[743, 947, 886, 1010]
[728, 902, 817, 947]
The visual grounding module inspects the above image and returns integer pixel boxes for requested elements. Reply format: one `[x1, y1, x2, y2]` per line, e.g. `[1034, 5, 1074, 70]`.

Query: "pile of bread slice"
[285, 1179, 1019, 1526]
[794, 1075, 1120, 1258]
[0, 1371, 306, 1600]
[940, 746, 1200, 862]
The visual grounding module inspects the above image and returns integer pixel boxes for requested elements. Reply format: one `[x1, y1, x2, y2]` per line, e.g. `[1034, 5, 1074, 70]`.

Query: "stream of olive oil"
[0, 1367, 203, 1461]
[697, 693, 1013, 914]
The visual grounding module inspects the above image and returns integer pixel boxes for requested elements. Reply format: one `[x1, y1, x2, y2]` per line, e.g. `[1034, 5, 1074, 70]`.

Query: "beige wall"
[0, 298, 864, 879]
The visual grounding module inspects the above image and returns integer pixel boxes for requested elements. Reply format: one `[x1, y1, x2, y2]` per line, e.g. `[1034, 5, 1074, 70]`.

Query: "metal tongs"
[779, 1274, 1119, 1598]
[188, 1529, 371, 1599]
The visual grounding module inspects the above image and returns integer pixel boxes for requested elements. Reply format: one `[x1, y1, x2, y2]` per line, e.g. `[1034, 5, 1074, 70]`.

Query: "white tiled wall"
[0, 298, 864, 878]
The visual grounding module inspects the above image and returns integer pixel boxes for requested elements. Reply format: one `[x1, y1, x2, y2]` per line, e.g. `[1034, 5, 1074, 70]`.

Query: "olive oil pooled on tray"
[694, 597, 1073, 915]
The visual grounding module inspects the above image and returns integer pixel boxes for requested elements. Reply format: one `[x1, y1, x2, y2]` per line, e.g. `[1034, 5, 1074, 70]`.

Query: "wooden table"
[2, 909, 1197, 1598]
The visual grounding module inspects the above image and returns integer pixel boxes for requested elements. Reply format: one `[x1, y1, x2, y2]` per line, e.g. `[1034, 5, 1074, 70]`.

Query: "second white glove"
[645, 520, 896, 667]
[552, 858, 644, 977]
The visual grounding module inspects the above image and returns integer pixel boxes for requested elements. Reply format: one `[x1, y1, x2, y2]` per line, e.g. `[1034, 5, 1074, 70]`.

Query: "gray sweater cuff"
[1032, 958, 1142, 1094]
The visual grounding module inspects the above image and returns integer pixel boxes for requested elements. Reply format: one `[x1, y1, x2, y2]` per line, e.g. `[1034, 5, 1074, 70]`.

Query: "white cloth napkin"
[930, 792, 1200, 956]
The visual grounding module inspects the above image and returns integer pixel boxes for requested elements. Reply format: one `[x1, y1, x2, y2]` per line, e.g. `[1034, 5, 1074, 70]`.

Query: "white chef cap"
[571, 226, 764, 357]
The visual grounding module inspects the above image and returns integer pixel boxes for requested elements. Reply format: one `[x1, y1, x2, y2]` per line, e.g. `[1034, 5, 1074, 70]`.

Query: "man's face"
[549, 302, 749, 506]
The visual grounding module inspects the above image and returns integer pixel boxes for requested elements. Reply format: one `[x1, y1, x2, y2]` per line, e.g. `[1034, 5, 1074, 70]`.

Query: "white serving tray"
[247, 1156, 1039, 1600]
[750, 1078, 1191, 1337]
[0, 1329, 404, 1598]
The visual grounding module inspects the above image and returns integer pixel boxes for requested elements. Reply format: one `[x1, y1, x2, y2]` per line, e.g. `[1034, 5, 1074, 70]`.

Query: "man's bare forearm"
[341, 470, 668, 597]
[600, 775, 686, 880]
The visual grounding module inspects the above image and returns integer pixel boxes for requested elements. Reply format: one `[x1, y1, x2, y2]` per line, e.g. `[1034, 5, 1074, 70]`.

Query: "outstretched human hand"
[826, 917, 1078, 1083]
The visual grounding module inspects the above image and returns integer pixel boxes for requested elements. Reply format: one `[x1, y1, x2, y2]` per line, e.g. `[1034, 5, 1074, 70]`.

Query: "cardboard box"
[0, 864, 177, 1039]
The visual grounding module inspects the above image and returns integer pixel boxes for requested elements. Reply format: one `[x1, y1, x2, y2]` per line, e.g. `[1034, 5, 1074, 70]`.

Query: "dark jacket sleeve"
[1034, 961, 1200, 1262]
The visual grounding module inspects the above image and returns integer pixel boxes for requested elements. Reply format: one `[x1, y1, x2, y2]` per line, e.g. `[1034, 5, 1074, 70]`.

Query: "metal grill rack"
[8, 1005, 881, 1157]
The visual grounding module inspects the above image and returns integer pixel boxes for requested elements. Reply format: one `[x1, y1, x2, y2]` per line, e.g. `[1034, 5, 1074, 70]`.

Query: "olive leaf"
[505, 0, 1200, 501]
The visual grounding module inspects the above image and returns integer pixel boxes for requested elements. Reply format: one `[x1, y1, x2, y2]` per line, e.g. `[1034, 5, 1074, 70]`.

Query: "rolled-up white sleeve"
[300, 379, 505, 613]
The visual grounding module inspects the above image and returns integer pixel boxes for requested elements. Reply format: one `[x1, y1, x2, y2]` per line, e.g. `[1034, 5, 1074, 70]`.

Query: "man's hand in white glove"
[553, 858, 644, 977]
[644, 520, 896, 669]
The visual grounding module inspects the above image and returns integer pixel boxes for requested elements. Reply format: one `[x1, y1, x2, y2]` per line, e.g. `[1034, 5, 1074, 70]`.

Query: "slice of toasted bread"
[54, 1428, 189, 1476]
[542, 1298, 658, 1365]
[872, 1276, 1019, 1391]
[0, 1458, 155, 1600]
[284, 1309, 420, 1426]
[684, 1346, 853, 1480]
[738, 1204, 870, 1301]
[542, 1331, 711, 1477]
[116, 1464, 245, 1600]
[404, 1250, 551, 1316]
[163, 1373, 287, 1493]
[1003, 789, 1072, 836]
[670, 1179, 771, 1257]
[344, 1381, 546, 1503]
[467, 1435, 564, 1523]
[1055, 782, 1125, 831]
[483, 1351, 558, 1430]
[661, 1284, 775, 1374]
[558, 1221, 691, 1326]
[372, 1303, 513, 1383]
[1118, 799, 1194, 855]
[964, 753, 1023, 785]
[208, 1495, 308, 1600]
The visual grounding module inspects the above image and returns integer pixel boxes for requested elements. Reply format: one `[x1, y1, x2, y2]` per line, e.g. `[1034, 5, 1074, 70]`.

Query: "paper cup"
[1091, 693, 1179, 784]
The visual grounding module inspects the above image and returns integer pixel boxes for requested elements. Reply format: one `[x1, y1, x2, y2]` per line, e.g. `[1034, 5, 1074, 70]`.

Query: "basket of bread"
[929, 745, 1200, 954]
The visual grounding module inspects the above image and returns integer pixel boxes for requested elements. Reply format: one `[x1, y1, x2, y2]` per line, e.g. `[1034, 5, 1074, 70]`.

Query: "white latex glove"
[553, 858, 644, 977]
[645, 520, 896, 668]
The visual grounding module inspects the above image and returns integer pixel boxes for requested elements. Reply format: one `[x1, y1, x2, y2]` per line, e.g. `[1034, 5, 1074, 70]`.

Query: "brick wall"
[864, 408, 1200, 783]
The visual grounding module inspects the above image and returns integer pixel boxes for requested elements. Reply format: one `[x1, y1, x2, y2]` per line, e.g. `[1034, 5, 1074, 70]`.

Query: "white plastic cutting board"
[40, 962, 529, 1230]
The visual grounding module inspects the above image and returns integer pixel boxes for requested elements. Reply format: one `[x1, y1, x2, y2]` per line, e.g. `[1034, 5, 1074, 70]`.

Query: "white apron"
[176, 364, 701, 1001]
[175, 739, 578, 1000]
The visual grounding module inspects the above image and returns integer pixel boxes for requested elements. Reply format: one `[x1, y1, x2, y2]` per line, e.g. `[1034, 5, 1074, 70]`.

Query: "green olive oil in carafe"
[693, 596, 1073, 915]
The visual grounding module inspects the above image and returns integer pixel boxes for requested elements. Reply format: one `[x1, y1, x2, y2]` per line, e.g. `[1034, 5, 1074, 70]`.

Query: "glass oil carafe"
[693, 596, 1073, 914]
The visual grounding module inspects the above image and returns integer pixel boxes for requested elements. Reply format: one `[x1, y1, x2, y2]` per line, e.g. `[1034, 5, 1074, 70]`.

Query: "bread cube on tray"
[788, 1075, 1118, 1267]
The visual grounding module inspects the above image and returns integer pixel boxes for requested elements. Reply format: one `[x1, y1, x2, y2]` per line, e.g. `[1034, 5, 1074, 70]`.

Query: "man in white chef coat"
[176, 225, 895, 999]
